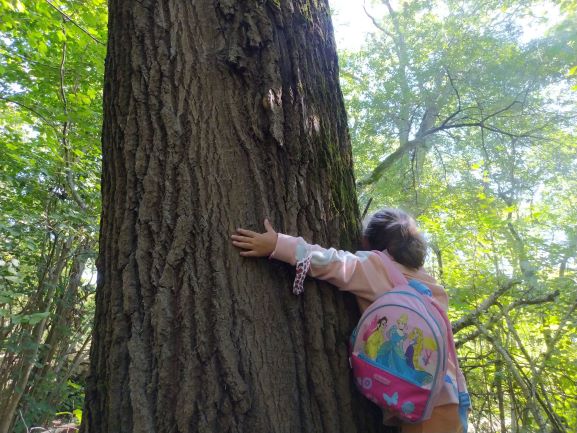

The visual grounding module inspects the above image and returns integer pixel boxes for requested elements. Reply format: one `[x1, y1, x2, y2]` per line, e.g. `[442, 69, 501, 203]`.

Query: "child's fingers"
[236, 228, 258, 237]
[264, 219, 275, 233]
[231, 234, 253, 243]
[232, 241, 253, 250]
[239, 250, 259, 257]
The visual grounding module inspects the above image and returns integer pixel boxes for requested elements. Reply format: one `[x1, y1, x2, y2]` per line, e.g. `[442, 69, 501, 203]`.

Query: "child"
[231, 208, 469, 433]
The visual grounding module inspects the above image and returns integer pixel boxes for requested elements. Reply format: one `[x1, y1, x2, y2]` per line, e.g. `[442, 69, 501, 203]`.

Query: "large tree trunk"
[82, 1, 386, 432]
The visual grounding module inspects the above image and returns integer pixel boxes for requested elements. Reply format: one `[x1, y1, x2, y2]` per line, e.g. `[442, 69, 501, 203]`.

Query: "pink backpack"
[349, 251, 465, 424]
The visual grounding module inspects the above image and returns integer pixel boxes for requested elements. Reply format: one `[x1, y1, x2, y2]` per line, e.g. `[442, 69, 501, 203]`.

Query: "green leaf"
[27, 311, 50, 324]
[73, 408, 83, 423]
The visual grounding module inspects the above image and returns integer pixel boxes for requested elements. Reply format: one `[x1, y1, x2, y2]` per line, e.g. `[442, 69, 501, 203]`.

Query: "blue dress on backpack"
[376, 325, 432, 386]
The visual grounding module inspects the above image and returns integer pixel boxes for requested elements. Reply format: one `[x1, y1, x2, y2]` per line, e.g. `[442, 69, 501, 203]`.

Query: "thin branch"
[45, 0, 104, 45]
[481, 98, 523, 122]
[0, 96, 59, 132]
[454, 290, 560, 346]
[429, 242, 444, 280]
[502, 313, 568, 432]
[452, 279, 520, 334]
[426, 119, 526, 139]
[58, 28, 88, 212]
[431, 144, 448, 184]
[357, 138, 417, 187]
[0, 50, 59, 71]
[18, 410, 29, 433]
[457, 331, 484, 348]
[410, 147, 419, 205]
[442, 67, 462, 123]
[476, 323, 549, 431]
[339, 69, 363, 84]
[363, 0, 395, 38]
[536, 296, 577, 374]
[361, 197, 373, 220]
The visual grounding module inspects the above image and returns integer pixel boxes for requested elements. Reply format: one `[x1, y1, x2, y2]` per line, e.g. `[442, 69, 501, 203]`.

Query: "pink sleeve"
[270, 233, 393, 301]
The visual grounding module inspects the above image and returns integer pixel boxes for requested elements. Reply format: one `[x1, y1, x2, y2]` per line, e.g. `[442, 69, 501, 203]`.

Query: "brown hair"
[363, 208, 427, 269]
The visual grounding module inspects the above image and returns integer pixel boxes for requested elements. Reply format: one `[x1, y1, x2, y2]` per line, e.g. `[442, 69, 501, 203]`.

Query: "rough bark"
[82, 1, 387, 432]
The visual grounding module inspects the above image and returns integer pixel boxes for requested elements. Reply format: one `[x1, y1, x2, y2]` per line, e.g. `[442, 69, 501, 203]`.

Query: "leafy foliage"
[0, 0, 106, 431]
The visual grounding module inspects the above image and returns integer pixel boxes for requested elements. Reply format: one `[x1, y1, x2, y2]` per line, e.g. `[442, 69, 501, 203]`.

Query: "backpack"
[349, 250, 465, 424]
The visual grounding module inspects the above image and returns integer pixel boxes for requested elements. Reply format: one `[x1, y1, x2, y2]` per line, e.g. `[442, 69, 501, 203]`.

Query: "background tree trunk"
[82, 1, 387, 432]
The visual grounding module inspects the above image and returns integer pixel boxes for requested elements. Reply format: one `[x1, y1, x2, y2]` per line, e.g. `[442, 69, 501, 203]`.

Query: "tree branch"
[357, 138, 418, 187]
[536, 296, 577, 375]
[502, 311, 568, 432]
[0, 96, 59, 132]
[357, 92, 540, 187]
[361, 197, 373, 220]
[454, 290, 559, 346]
[339, 69, 363, 84]
[45, 0, 104, 45]
[476, 323, 549, 431]
[58, 29, 88, 212]
[362, 1, 395, 39]
[452, 280, 520, 334]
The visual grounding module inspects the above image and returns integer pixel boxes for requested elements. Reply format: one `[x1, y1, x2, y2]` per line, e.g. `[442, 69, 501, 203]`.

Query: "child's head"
[363, 208, 427, 269]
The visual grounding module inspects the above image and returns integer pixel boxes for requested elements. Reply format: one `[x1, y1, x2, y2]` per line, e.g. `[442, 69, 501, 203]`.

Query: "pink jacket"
[271, 233, 463, 407]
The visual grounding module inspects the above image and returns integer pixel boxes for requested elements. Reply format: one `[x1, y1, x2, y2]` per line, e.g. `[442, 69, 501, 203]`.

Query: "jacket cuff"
[270, 233, 299, 265]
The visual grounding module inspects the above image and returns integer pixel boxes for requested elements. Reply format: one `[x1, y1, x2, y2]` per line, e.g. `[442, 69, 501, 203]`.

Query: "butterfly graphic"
[383, 392, 398, 406]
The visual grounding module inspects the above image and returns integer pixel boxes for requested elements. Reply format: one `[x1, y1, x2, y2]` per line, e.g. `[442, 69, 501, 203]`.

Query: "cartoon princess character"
[363, 316, 388, 359]
[375, 314, 408, 366]
[376, 315, 432, 386]
[405, 327, 422, 370]
[405, 327, 433, 385]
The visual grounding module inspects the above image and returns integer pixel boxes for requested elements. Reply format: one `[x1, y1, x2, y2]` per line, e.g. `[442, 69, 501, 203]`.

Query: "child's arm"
[231, 220, 392, 301]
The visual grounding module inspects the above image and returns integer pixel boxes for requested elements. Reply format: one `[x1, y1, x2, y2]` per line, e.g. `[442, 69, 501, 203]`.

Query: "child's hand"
[231, 219, 278, 257]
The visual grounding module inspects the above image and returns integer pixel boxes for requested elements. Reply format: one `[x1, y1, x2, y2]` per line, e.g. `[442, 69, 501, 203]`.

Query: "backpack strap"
[372, 250, 408, 287]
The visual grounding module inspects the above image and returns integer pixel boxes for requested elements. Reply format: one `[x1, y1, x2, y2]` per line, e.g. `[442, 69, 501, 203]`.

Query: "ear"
[361, 236, 370, 250]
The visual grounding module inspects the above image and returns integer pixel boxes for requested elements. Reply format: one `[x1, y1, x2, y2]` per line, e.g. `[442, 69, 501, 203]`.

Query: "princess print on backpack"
[373, 313, 433, 387]
[232, 209, 471, 433]
[363, 316, 388, 359]
[376, 314, 431, 385]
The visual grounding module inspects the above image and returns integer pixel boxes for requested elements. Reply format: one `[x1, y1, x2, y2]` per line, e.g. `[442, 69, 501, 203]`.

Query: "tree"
[82, 1, 385, 432]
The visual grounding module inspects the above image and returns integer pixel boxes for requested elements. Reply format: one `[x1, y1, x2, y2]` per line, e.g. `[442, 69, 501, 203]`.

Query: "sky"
[327, 0, 563, 51]
[328, 0, 377, 51]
